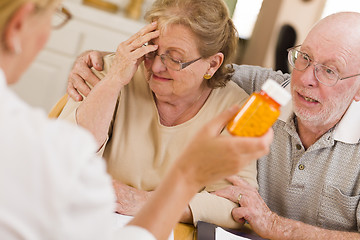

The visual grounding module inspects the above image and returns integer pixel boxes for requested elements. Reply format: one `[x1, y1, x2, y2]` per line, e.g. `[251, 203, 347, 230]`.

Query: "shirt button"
[296, 144, 302, 150]
[298, 164, 305, 170]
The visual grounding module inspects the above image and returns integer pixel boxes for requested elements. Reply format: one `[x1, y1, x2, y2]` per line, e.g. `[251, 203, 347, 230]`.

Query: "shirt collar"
[278, 83, 360, 144]
[333, 101, 360, 144]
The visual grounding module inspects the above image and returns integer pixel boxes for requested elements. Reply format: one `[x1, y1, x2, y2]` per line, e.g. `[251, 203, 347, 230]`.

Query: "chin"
[294, 106, 333, 127]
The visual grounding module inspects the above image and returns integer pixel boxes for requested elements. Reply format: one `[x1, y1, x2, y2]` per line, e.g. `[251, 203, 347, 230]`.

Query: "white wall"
[11, 0, 146, 112]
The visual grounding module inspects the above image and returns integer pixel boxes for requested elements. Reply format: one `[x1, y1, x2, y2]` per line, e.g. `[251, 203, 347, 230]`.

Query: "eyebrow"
[167, 48, 187, 56]
[301, 48, 344, 73]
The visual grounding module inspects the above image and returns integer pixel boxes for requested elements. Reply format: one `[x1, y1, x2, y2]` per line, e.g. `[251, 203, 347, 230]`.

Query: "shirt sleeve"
[58, 97, 109, 155]
[231, 64, 290, 95]
[58, 54, 115, 155]
[189, 191, 241, 229]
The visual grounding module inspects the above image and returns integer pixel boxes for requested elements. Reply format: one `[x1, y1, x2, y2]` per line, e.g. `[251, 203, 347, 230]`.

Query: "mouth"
[303, 96, 318, 103]
[298, 92, 319, 103]
[152, 74, 172, 82]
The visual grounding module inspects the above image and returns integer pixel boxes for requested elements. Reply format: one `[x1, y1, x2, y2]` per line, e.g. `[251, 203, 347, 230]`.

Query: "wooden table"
[174, 223, 196, 240]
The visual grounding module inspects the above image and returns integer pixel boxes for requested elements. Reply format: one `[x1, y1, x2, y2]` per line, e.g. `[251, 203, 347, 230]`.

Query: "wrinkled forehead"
[302, 13, 360, 69]
[307, 12, 360, 48]
[156, 21, 199, 43]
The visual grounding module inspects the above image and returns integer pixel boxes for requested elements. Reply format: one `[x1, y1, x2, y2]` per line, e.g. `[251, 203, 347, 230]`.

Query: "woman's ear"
[207, 52, 224, 76]
[3, 2, 36, 53]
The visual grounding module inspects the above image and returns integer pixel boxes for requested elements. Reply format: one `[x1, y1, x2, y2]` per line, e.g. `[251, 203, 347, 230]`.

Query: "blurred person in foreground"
[0, 0, 273, 239]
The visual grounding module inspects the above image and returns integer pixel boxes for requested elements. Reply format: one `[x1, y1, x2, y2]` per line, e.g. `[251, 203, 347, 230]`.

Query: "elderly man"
[64, 11, 360, 239]
[214, 11, 360, 239]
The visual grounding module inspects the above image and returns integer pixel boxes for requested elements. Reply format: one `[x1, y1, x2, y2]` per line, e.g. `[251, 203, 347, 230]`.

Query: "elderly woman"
[60, 0, 253, 228]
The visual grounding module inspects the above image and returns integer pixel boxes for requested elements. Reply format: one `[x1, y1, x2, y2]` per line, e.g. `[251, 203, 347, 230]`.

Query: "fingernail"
[152, 21, 157, 25]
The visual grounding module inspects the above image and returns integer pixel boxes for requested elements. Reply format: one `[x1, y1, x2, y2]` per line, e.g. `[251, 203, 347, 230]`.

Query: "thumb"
[231, 208, 247, 225]
[231, 207, 249, 222]
[202, 105, 240, 136]
[90, 51, 104, 71]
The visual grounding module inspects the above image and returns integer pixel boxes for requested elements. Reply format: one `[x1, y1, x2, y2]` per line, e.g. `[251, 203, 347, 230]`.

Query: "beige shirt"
[60, 54, 256, 228]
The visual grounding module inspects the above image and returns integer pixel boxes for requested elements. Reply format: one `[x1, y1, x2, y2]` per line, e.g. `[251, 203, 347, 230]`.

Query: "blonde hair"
[0, 0, 56, 43]
[145, 0, 238, 89]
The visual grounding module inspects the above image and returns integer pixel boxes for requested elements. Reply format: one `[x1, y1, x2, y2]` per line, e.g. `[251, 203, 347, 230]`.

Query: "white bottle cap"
[261, 79, 291, 106]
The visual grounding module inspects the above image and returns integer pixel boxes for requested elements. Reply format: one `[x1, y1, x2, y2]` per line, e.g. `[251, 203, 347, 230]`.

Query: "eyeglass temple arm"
[180, 57, 202, 69]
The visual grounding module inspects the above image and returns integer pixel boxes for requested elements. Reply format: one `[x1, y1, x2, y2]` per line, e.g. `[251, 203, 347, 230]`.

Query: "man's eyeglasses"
[52, 5, 72, 29]
[145, 51, 201, 71]
[287, 45, 360, 87]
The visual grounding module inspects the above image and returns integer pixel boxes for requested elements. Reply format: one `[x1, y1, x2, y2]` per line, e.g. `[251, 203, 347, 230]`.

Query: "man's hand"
[213, 175, 278, 239]
[67, 50, 107, 101]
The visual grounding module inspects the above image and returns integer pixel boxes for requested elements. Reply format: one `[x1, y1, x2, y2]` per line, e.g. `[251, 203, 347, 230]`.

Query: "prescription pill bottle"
[227, 79, 291, 137]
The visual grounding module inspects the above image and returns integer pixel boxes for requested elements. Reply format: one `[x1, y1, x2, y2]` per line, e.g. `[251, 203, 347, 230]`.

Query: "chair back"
[48, 94, 69, 118]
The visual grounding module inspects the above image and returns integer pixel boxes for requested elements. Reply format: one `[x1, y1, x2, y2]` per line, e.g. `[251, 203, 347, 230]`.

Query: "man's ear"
[207, 52, 224, 76]
[3, 2, 36, 53]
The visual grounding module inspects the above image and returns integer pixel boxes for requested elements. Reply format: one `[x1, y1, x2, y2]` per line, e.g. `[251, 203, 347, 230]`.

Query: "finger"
[77, 67, 101, 88]
[131, 44, 158, 60]
[231, 133, 272, 160]
[125, 21, 158, 45]
[89, 51, 105, 71]
[130, 30, 160, 50]
[71, 74, 91, 97]
[115, 203, 123, 213]
[232, 207, 248, 224]
[262, 128, 274, 144]
[67, 82, 83, 101]
[201, 105, 240, 136]
[212, 187, 239, 203]
[112, 179, 118, 188]
[232, 206, 267, 231]
[235, 217, 246, 225]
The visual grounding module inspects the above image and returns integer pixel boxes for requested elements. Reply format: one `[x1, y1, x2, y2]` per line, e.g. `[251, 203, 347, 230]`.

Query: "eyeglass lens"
[288, 49, 339, 86]
[145, 51, 194, 71]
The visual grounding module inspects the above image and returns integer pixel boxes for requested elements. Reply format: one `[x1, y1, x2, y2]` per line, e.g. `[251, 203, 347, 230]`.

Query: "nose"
[151, 54, 167, 73]
[296, 63, 319, 88]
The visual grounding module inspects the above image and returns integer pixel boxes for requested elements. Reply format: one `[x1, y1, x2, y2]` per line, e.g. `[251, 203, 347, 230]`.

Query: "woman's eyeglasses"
[145, 51, 201, 71]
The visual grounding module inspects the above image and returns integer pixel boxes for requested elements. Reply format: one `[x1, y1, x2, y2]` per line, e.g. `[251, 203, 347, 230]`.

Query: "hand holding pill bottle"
[227, 79, 291, 137]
